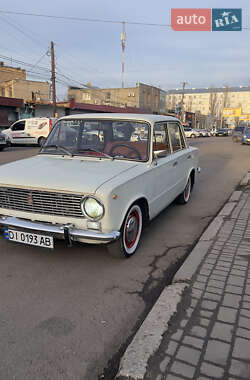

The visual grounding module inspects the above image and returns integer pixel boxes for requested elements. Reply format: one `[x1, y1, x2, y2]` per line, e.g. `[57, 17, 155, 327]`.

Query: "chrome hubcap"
[126, 215, 138, 244]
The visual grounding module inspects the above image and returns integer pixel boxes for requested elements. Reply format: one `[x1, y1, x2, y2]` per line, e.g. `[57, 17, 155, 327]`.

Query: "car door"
[9, 121, 27, 144]
[167, 122, 191, 194]
[148, 122, 180, 219]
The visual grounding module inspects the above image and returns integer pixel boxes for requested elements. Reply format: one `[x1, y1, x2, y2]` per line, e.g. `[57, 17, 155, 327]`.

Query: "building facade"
[166, 87, 250, 118]
[0, 62, 26, 82]
[0, 79, 50, 103]
[68, 83, 166, 114]
[0, 96, 24, 129]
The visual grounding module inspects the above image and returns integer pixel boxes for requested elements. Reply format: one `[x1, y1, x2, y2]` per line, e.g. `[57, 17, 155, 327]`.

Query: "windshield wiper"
[75, 148, 113, 160]
[41, 144, 73, 157]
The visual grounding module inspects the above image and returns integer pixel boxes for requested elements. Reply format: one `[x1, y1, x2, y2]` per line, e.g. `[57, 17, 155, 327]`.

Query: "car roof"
[59, 113, 180, 124]
[13, 117, 52, 123]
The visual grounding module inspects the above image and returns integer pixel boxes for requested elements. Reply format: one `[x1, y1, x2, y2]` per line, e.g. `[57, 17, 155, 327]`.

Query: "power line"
[0, 54, 51, 73]
[0, 10, 171, 27]
[29, 50, 50, 73]
[0, 14, 47, 48]
[1, 10, 249, 30]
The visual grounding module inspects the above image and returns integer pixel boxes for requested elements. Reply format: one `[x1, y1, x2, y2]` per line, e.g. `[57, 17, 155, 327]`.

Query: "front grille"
[0, 187, 84, 218]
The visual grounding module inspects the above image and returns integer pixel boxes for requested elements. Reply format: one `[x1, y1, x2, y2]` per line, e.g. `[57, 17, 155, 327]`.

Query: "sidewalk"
[116, 172, 250, 380]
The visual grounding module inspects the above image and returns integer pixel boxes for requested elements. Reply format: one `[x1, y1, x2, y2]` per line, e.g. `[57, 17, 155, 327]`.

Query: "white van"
[2, 118, 57, 146]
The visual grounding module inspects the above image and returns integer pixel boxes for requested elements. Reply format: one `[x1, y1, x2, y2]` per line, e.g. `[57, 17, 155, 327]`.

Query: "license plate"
[4, 228, 54, 249]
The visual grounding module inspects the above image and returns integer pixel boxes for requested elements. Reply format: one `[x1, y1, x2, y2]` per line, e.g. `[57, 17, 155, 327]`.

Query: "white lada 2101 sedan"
[0, 114, 199, 258]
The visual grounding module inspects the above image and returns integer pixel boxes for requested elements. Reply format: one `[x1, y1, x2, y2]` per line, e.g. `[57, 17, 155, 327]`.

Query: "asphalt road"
[0, 138, 249, 380]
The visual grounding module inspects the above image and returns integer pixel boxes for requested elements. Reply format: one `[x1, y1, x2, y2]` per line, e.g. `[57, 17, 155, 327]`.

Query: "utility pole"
[180, 81, 188, 123]
[121, 22, 126, 88]
[50, 41, 56, 117]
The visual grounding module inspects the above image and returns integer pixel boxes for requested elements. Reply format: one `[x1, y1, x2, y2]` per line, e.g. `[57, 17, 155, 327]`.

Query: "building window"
[1, 88, 5, 96]
[82, 93, 91, 101]
[9, 86, 12, 97]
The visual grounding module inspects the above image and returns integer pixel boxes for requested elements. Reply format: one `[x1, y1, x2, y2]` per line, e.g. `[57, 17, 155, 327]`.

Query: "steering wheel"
[109, 143, 142, 160]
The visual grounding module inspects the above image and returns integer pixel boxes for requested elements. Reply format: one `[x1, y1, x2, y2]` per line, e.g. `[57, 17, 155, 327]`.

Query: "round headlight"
[81, 196, 104, 220]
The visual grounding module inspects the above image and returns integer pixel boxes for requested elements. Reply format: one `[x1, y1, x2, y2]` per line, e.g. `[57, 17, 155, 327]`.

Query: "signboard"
[212, 9, 242, 31]
[239, 115, 250, 121]
[223, 108, 242, 117]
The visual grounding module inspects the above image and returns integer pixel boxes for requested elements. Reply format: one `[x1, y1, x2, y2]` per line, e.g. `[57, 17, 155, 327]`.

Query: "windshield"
[40, 119, 150, 161]
[244, 127, 250, 134]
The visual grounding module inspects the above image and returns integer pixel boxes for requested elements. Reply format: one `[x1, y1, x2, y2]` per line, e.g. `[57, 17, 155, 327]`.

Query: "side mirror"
[153, 150, 168, 159]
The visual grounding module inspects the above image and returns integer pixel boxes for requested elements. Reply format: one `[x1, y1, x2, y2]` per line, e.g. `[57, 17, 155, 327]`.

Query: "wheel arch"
[190, 168, 196, 190]
[119, 196, 149, 230]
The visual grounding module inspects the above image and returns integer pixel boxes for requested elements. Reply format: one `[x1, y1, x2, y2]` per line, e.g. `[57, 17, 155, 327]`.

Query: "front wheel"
[177, 176, 192, 204]
[107, 204, 143, 259]
[191, 134, 196, 138]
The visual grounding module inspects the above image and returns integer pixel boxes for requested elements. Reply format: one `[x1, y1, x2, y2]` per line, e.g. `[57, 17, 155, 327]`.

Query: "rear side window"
[153, 123, 171, 154]
[168, 122, 184, 152]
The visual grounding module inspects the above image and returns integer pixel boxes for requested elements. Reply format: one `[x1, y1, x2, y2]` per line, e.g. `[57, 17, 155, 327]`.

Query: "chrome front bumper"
[0, 216, 120, 245]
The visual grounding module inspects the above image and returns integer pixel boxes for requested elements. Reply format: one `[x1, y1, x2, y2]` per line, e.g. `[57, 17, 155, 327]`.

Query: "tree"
[209, 87, 218, 118]
[187, 96, 193, 112]
[219, 85, 229, 128]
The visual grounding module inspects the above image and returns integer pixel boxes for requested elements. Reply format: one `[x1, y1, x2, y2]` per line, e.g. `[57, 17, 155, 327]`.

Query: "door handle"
[173, 161, 178, 167]
[187, 155, 191, 159]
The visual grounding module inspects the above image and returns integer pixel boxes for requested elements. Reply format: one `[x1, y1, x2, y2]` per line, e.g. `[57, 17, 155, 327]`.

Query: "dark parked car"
[216, 129, 228, 137]
[232, 126, 245, 142]
[242, 126, 250, 145]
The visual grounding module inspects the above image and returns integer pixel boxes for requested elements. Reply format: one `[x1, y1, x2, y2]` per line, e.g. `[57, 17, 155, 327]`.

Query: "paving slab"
[115, 174, 250, 380]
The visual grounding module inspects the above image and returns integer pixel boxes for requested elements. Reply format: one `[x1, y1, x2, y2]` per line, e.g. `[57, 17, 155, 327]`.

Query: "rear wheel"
[177, 176, 192, 204]
[107, 204, 143, 259]
[38, 137, 46, 147]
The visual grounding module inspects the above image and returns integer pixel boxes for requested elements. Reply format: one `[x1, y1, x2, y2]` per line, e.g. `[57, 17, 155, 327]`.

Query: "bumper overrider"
[0, 215, 120, 246]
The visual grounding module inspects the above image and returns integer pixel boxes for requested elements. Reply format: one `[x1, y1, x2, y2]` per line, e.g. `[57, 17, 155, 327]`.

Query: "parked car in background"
[211, 129, 217, 136]
[242, 126, 250, 145]
[232, 125, 245, 143]
[216, 129, 228, 137]
[2, 117, 57, 147]
[0, 113, 199, 258]
[225, 128, 233, 136]
[183, 127, 200, 138]
[0, 131, 7, 151]
[198, 129, 210, 137]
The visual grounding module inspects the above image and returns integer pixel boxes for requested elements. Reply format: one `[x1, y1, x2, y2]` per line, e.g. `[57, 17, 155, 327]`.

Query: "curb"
[116, 283, 187, 380]
[116, 175, 249, 380]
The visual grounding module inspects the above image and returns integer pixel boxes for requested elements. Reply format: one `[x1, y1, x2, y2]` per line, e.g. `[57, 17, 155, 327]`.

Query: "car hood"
[0, 154, 139, 194]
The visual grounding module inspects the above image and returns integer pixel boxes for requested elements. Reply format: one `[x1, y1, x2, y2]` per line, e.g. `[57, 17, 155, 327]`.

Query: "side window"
[12, 122, 25, 131]
[153, 123, 170, 154]
[168, 122, 182, 152]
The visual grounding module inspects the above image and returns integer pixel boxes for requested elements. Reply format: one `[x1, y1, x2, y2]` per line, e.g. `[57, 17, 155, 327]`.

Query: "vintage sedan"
[0, 114, 199, 258]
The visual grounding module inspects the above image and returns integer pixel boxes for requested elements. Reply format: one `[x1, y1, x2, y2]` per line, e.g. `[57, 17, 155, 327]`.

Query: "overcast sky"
[0, 1, 249, 99]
